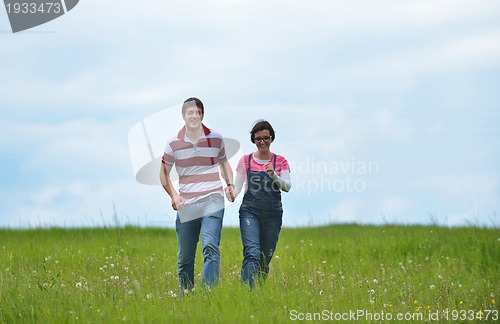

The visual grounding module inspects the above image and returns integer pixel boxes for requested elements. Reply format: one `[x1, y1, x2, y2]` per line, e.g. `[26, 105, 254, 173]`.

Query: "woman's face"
[254, 129, 272, 151]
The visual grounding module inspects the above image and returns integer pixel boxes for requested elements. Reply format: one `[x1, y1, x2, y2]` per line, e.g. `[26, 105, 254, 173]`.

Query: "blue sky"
[1, 0, 499, 228]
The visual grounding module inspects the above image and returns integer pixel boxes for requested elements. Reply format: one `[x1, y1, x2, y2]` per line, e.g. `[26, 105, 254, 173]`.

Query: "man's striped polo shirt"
[162, 124, 226, 204]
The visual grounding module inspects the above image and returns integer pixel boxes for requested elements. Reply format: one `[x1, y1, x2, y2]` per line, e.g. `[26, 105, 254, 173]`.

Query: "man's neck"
[185, 125, 203, 144]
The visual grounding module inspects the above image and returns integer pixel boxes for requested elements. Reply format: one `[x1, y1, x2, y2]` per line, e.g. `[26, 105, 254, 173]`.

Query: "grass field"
[0, 224, 498, 323]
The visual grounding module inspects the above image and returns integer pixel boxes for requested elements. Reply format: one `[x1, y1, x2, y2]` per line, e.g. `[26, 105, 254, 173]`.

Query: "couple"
[160, 97, 291, 291]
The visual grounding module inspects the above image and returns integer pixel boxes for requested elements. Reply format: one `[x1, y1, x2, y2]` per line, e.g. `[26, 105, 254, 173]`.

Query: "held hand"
[171, 195, 185, 210]
[264, 162, 275, 177]
[225, 186, 235, 202]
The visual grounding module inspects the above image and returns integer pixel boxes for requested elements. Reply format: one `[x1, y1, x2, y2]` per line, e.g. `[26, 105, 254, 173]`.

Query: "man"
[160, 97, 235, 292]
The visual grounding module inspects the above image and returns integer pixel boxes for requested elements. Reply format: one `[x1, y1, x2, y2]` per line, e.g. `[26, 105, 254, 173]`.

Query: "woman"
[233, 120, 291, 288]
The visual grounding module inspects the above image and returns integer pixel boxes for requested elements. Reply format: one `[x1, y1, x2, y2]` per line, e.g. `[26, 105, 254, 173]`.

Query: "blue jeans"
[239, 199, 283, 288]
[175, 194, 224, 291]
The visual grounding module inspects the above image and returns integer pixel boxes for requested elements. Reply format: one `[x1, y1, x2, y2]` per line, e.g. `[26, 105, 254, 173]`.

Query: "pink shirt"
[234, 153, 291, 196]
[236, 153, 290, 176]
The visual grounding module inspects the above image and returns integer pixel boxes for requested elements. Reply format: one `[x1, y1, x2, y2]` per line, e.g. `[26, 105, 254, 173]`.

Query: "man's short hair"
[182, 97, 204, 115]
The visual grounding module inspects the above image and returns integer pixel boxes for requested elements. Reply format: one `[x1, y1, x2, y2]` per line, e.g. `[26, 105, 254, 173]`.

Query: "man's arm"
[160, 162, 184, 210]
[219, 159, 235, 202]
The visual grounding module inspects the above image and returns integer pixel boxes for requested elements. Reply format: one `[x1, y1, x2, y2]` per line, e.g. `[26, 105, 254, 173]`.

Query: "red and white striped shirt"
[162, 124, 226, 204]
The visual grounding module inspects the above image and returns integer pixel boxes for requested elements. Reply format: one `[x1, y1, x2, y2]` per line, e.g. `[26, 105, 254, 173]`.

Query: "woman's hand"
[264, 162, 275, 177]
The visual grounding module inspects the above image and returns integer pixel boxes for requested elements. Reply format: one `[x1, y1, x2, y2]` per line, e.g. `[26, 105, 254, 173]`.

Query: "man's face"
[183, 106, 203, 129]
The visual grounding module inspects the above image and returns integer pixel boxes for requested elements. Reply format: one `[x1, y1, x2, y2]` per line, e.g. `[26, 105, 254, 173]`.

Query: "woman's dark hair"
[182, 97, 204, 115]
[250, 120, 275, 143]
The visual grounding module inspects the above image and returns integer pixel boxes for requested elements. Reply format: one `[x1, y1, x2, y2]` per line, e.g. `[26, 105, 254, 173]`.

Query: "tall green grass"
[0, 225, 498, 323]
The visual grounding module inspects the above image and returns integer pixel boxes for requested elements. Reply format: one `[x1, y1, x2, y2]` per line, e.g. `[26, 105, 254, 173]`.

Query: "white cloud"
[379, 195, 413, 219]
[412, 173, 499, 203]
[441, 31, 500, 67]
[32, 183, 88, 205]
[0, 118, 131, 176]
[3, 0, 499, 113]
[10, 179, 173, 228]
[329, 198, 372, 224]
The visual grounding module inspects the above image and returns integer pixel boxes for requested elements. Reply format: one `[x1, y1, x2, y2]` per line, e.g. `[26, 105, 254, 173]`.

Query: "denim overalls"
[239, 153, 283, 288]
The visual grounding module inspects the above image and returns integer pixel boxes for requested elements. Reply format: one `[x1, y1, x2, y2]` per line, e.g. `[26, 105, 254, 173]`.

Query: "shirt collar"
[177, 124, 211, 141]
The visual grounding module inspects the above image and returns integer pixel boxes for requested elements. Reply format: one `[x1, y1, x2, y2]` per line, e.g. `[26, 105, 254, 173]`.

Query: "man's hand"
[225, 185, 235, 202]
[171, 194, 185, 210]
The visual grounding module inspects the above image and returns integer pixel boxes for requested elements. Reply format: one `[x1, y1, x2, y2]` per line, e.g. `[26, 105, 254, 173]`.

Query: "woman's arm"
[233, 171, 245, 197]
[271, 170, 291, 192]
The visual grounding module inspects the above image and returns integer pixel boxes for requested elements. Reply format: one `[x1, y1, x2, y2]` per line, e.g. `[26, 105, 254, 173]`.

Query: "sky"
[1, 0, 499, 228]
